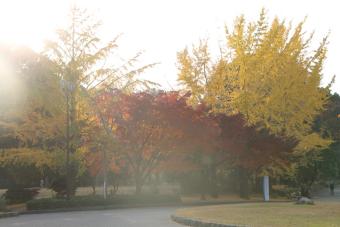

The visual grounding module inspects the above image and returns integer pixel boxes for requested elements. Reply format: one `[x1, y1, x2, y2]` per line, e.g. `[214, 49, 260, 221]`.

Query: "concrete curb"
[181, 199, 290, 207]
[0, 212, 19, 219]
[171, 215, 247, 227]
[171, 200, 291, 226]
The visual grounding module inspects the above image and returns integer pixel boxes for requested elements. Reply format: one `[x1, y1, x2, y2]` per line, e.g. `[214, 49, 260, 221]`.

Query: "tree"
[81, 123, 124, 195]
[0, 148, 52, 187]
[44, 6, 154, 199]
[177, 9, 330, 198]
[216, 114, 296, 198]
[178, 9, 328, 139]
[96, 90, 217, 194]
[0, 44, 88, 200]
[289, 92, 339, 197]
[317, 93, 340, 182]
[0, 45, 64, 148]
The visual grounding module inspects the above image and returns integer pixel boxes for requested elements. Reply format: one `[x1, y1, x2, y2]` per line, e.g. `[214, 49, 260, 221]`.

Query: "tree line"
[0, 7, 339, 201]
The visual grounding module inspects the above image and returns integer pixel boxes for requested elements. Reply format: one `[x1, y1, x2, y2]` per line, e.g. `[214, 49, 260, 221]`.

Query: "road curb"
[170, 200, 291, 226]
[181, 199, 290, 207]
[0, 212, 19, 219]
[171, 215, 247, 227]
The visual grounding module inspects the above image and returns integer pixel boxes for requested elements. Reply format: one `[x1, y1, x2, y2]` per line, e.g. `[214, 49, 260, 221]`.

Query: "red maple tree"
[96, 90, 218, 194]
[217, 114, 296, 198]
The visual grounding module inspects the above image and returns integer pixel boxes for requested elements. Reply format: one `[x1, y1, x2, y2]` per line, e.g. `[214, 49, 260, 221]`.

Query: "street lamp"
[60, 79, 75, 200]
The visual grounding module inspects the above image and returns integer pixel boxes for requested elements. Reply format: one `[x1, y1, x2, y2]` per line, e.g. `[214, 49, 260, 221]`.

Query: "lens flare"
[0, 51, 25, 113]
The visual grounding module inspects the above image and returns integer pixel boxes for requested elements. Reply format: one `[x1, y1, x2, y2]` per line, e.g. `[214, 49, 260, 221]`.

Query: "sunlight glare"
[0, 53, 25, 112]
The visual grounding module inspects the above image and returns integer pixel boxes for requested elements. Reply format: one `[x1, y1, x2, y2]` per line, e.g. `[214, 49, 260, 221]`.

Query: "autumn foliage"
[95, 90, 218, 193]
[217, 114, 296, 172]
[0, 8, 336, 201]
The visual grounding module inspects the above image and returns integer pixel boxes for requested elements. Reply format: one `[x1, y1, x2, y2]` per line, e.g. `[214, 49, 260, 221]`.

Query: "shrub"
[271, 185, 300, 199]
[3, 187, 39, 204]
[47, 151, 82, 198]
[27, 196, 110, 210]
[0, 197, 6, 211]
[26, 194, 181, 210]
[50, 177, 76, 198]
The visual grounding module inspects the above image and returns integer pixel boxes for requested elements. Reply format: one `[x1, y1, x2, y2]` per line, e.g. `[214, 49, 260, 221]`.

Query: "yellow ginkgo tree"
[44, 6, 156, 199]
[177, 9, 333, 198]
[178, 9, 329, 140]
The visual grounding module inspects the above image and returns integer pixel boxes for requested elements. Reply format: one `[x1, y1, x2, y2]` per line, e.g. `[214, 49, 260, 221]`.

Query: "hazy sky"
[0, 0, 339, 93]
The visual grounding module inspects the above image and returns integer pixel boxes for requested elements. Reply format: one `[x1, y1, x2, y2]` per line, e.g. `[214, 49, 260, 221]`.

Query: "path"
[313, 184, 340, 202]
[0, 206, 182, 227]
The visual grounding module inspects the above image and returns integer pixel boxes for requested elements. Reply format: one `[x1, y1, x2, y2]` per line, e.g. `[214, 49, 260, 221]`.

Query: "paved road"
[0, 207, 183, 227]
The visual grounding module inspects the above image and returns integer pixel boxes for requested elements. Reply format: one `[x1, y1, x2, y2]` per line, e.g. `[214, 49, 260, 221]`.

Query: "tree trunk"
[135, 182, 142, 195]
[239, 167, 250, 199]
[135, 175, 143, 195]
[200, 169, 208, 200]
[112, 178, 119, 195]
[103, 150, 108, 199]
[91, 180, 96, 195]
[209, 165, 218, 198]
[300, 185, 311, 198]
[65, 93, 71, 200]
[253, 175, 262, 193]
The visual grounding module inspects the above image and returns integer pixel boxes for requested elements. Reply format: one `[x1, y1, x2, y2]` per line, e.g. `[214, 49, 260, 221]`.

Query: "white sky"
[0, 0, 339, 93]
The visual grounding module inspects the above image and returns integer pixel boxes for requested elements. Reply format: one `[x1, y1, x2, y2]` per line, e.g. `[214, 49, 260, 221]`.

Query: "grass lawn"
[181, 194, 287, 204]
[176, 202, 340, 227]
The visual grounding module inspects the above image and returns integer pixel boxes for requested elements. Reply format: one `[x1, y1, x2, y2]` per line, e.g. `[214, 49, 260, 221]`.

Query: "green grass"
[180, 193, 288, 204]
[176, 202, 340, 227]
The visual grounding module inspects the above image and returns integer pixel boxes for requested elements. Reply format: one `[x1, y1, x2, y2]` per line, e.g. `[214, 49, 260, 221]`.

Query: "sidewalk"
[313, 185, 340, 202]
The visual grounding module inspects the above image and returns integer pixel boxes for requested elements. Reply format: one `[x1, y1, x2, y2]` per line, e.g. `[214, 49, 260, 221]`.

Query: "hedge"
[26, 194, 181, 210]
[0, 198, 6, 211]
[3, 188, 39, 204]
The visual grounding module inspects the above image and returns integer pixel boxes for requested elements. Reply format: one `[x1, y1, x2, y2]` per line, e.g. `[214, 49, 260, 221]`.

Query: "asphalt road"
[0, 207, 183, 227]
